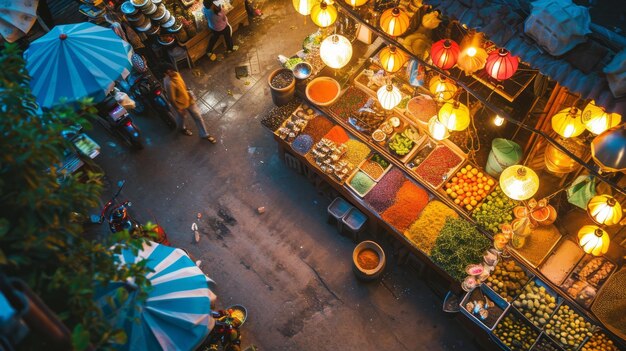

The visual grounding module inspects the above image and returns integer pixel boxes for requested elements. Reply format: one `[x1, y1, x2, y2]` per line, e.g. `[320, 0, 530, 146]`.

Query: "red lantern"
[485, 48, 519, 80]
[430, 39, 459, 70]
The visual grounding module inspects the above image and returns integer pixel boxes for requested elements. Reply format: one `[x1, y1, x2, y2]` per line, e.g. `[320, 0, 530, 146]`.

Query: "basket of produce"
[471, 185, 518, 233]
[560, 255, 616, 308]
[387, 126, 423, 161]
[486, 259, 533, 302]
[261, 98, 302, 131]
[305, 77, 341, 106]
[414, 142, 464, 190]
[579, 329, 620, 351]
[461, 284, 510, 331]
[511, 278, 562, 329]
[493, 308, 541, 351]
[531, 333, 566, 351]
[442, 163, 496, 212]
[544, 302, 595, 350]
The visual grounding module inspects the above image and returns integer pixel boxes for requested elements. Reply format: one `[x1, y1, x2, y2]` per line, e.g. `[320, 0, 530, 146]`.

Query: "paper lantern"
[379, 45, 407, 73]
[499, 165, 539, 201]
[485, 48, 519, 80]
[345, 0, 367, 7]
[587, 195, 623, 226]
[380, 7, 410, 36]
[551, 107, 585, 138]
[428, 116, 449, 140]
[428, 75, 457, 102]
[591, 127, 626, 172]
[310, 2, 337, 28]
[293, 0, 318, 16]
[582, 100, 621, 135]
[377, 84, 402, 110]
[578, 225, 610, 256]
[457, 46, 487, 75]
[430, 39, 460, 70]
[438, 101, 470, 131]
[320, 34, 352, 69]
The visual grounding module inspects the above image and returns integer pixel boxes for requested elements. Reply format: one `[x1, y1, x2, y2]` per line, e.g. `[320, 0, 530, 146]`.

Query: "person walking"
[203, 0, 239, 61]
[161, 64, 217, 143]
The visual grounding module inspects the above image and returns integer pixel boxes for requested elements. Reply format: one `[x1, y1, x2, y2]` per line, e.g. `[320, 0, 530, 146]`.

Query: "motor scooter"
[129, 72, 177, 130]
[95, 95, 145, 150]
[91, 180, 170, 245]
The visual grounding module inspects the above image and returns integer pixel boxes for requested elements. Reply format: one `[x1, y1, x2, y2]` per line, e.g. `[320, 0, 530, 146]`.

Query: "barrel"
[268, 68, 295, 107]
[486, 138, 522, 177]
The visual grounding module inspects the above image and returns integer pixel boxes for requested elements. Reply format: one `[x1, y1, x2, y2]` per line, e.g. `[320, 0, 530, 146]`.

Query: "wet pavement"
[89, 1, 485, 350]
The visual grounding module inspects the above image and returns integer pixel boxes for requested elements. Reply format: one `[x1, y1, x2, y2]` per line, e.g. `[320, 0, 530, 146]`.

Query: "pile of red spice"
[381, 181, 430, 232]
[305, 116, 335, 142]
[324, 125, 350, 144]
[414, 145, 462, 188]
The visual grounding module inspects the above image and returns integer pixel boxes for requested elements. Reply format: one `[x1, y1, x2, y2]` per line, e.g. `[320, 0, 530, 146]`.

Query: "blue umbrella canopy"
[24, 22, 133, 108]
[98, 242, 214, 351]
[591, 126, 626, 173]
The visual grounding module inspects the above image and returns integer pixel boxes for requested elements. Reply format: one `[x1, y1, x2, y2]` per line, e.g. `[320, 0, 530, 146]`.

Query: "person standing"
[161, 64, 217, 143]
[203, 0, 239, 61]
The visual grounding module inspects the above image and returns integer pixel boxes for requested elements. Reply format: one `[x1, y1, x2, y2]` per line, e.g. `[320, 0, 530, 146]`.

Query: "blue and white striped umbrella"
[24, 22, 133, 108]
[97, 242, 214, 351]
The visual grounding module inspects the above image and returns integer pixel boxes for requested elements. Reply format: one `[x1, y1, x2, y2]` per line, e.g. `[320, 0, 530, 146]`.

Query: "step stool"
[327, 197, 353, 232]
[341, 207, 367, 243]
[168, 45, 192, 71]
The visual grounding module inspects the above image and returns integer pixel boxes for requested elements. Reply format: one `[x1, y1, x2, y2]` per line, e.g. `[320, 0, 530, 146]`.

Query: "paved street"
[88, 1, 484, 349]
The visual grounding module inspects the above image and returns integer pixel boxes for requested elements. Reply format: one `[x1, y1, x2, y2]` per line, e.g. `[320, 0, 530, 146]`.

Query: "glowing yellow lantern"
[582, 100, 621, 135]
[377, 84, 402, 110]
[578, 225, 610, 256]
[428, 75, 457, 102]
[499, 165, 539, 201]
[345, 0, 368, 7]
[428, 116, 449, 140]
[379, 45, 407, 73]
[551, 107, 585, 138]
[320, 34, 352, 69]
[310, 2, 337, 28]
[380, 7, 410, 36]
[438, 101, 470, 131]
[587, 195, 623, 226]
[293, 0, 318, 16]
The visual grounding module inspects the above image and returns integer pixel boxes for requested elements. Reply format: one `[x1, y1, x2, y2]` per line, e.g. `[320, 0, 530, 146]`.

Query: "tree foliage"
[0, 44, 152, 350]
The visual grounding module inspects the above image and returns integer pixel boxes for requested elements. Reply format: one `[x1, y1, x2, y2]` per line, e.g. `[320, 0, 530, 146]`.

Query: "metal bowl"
[226, 304, 248, 325]
[292, 61, 312, 80]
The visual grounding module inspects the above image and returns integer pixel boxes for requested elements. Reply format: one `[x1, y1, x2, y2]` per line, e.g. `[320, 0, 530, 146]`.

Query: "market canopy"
[24, 22, 133, 109]
[0, 0, 38, 43]
[427, 0, 626, 117]
[96, 242, 214, 351]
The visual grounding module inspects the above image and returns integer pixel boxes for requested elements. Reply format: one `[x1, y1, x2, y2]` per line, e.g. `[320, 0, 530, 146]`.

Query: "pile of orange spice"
[324, 125, 350, 144]
[308, 80, 339, 103]
[382, 181, 430, 232]
[357, 248, 379, 270]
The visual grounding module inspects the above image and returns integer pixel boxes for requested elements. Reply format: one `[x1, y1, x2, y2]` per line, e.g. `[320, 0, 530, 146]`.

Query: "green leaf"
[72, 324, 91, 351]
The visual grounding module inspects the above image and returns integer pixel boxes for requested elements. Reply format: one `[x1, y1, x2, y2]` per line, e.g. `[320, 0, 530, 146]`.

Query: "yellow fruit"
[484, 185, 491, 192]
[466, 204, 473, 211]
[461, 168, 467, 174]
[463, 198, 470, 205]
[470, 200, 478, 206]
[487, 179, 495, 186]
[454, 198, 461, 204]
[446, 188, 452, 194]
[477, 172, 484, 178]
[465, 165, 473, 170]
[471, 168, 478, 175]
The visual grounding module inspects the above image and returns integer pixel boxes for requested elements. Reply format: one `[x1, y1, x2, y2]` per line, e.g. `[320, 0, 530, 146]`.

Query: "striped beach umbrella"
[97, 242, 214, 351]
[24, 22, 133, 108]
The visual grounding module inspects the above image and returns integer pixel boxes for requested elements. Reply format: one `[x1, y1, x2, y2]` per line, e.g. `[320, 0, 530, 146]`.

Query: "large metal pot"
[130, 0, 150, 8]
[141, 2, 157, 15]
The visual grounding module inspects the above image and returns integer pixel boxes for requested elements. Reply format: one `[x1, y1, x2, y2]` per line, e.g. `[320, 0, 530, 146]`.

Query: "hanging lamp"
[578, 225, 610, 256]
[551, 107, 585, 138]
[499, 165, 539, 201]
[428, 75, 457, 102]
[379, 7, 410, 36]
[428, 116, 449, 140]
[582, 100, 621, 135]
[345, 0, 368, 7]
[319, 34, 352, 69]
[310, 1, 337, 28]
[587, 195, 623, 226]
[377, 84, 402, 110]
[485, 48, 519, 80]
[293, 0, 318, 16]
[430, 39, 460, 70]
[438, 101, 470, 131]
[379, 45, 407, 73]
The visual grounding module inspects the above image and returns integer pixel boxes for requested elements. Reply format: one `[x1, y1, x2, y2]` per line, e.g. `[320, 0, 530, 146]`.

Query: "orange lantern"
[380, 7, 410, 36]
[379, 45, 407, 73]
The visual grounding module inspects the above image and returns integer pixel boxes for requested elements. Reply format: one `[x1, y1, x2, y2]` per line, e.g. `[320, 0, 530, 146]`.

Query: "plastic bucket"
[486, 138, 522, 177]
[268, 68, 295, 107]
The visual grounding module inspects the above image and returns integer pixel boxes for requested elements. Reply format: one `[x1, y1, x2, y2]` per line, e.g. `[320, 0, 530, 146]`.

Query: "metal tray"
[438, 161, 497, 213]
[460, 284, 510, 332]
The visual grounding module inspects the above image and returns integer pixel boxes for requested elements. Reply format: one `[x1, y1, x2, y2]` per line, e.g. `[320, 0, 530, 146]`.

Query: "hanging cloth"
[566, 175, 596, 209]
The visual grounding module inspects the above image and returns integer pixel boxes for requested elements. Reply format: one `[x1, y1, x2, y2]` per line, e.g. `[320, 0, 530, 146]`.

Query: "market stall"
[261, 0, 626, 350]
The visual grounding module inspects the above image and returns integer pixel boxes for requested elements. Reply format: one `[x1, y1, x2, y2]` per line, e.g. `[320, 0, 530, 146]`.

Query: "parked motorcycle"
[92, 180, 170, 245]
[95, 95, 145, 150]
[129, 71, 177, 130]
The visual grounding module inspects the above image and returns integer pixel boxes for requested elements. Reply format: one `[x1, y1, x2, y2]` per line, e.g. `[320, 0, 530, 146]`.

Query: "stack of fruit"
[443, 164, 496, 211]
[471, 185, 518, 233]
